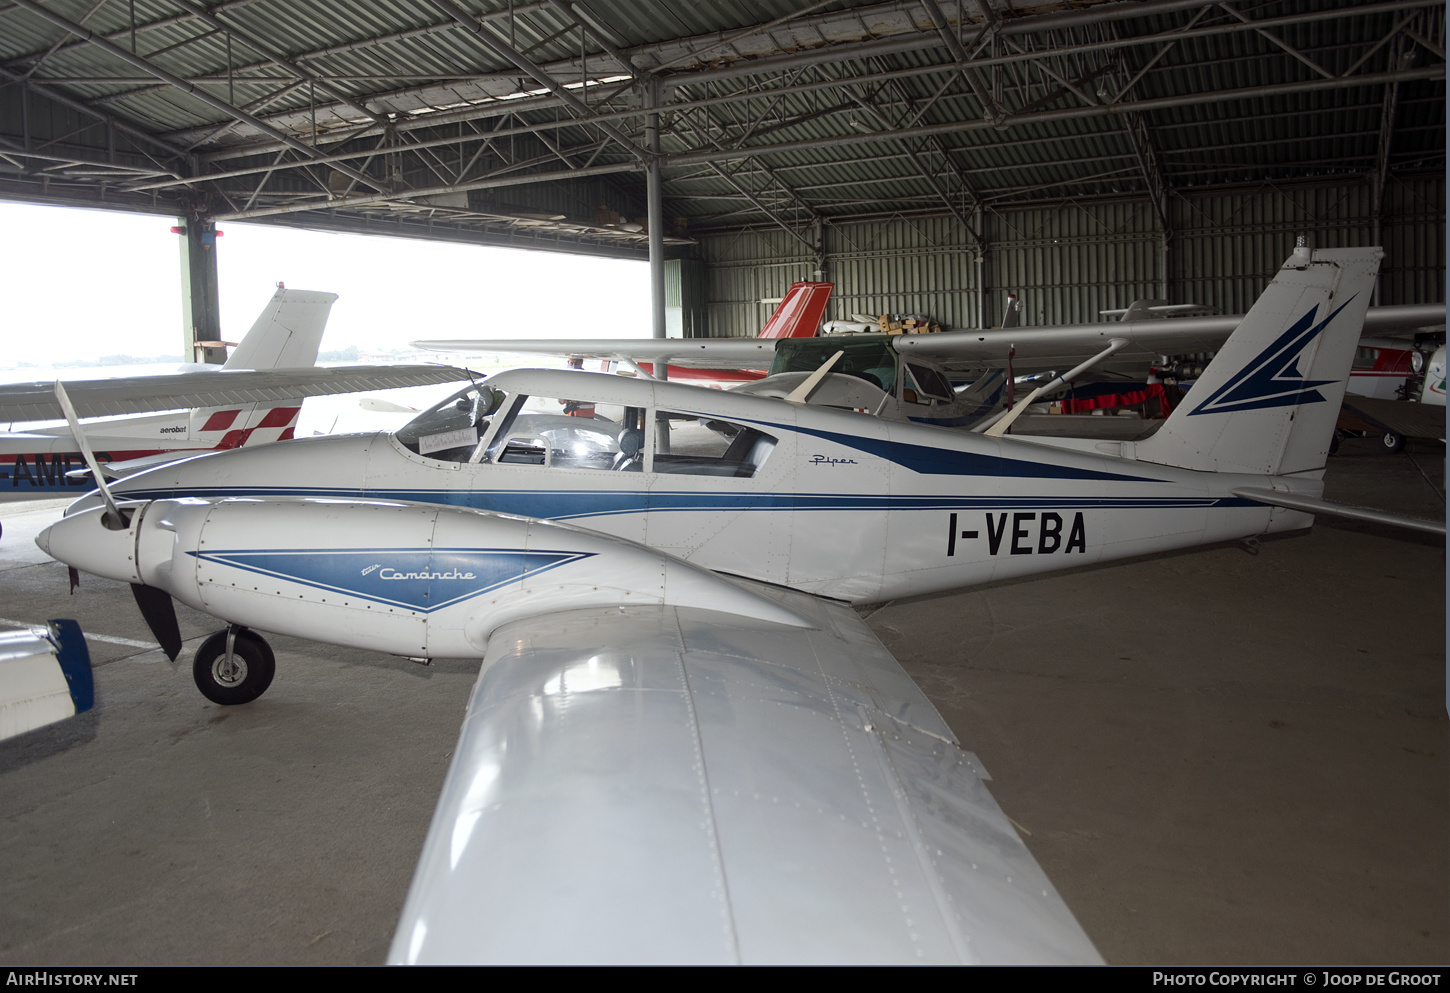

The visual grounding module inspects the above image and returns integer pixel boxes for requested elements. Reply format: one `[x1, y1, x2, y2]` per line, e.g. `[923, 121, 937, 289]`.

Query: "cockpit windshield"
[770, 336, 898, 392]
[396, 383, 503, 461]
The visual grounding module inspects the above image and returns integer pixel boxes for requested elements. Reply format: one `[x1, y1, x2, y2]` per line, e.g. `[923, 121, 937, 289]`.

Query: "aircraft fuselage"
[86, 368, 1313, 605]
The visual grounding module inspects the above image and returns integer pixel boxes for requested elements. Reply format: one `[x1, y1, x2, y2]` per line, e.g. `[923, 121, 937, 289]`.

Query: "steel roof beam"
[181, 0, 1437, 164]
[212, 160, 638, 220]
[0, 65, 188, 178]
[544, 0, 636, 78]
[921, 0, 1006, 125]
[166, 0, 384, 125]
[667, 65, 1446, 168]
[665, 100, 822, 229]
[424, 0, 647, 163]
[7, 0, 385, 193]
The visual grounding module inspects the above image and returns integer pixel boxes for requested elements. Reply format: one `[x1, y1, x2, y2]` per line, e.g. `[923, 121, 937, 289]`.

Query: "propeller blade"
[53, 381, 129, 531]
[130, 583, 182, 662]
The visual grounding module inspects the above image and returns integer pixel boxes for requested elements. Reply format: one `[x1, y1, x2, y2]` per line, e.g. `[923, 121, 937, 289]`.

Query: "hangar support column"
[176, 216, 225, 365]
[646, 78, 666, 350]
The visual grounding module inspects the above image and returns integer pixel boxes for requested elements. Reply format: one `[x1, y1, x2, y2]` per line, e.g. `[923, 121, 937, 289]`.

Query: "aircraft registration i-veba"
[37, 246, 1397, 964]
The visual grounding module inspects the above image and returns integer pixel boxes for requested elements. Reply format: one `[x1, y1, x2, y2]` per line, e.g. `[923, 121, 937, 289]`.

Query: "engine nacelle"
[39, 497, 809, 659]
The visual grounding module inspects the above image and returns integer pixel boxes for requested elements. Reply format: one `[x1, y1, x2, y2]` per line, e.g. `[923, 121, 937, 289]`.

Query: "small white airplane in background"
[35, 244, 1442, 964]
[0, 287, 473, 502]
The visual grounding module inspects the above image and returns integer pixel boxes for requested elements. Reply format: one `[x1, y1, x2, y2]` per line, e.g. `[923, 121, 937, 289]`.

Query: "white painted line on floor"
[0, 617, 158, 650]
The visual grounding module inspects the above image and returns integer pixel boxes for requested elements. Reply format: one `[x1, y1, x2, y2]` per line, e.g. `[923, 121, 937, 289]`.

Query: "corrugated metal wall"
[692, 174, 1445, 336]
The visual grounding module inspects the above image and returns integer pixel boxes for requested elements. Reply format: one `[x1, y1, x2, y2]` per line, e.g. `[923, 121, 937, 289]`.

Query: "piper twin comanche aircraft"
[0, 286, 473, 502]
[36, 246, 1435, 964]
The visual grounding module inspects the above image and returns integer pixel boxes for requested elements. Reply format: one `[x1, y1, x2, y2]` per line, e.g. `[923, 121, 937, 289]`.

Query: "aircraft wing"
[0, 620, 92, 743]
[391, 581, 1101, 965]
[0, 365, 474, 421]
[897, 304, 1446, 371]
[411, 337, 778, 370]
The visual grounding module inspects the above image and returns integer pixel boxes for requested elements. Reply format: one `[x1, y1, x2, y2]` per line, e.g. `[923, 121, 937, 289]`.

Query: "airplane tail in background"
[1134, 245, 1381, 477]
[758, 281, 833, 339]
[223, 288, 339, 370]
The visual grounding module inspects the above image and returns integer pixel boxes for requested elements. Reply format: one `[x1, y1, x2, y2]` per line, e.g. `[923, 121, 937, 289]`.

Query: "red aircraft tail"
[758, 282, 833, 339]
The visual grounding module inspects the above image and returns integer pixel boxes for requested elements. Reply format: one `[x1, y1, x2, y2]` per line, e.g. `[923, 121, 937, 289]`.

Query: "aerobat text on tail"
[39, 246, 1390, 965]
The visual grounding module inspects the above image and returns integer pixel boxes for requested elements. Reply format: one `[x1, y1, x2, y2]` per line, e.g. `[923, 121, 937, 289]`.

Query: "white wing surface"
[0, 365, 474, 421]
[391, 582, 1101, 965]
[898, 303, 1446, 370]
[412, 337, 779, 370]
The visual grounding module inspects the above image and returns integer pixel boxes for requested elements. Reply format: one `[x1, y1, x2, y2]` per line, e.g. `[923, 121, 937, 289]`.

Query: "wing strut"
[981, 338, 1129, 437]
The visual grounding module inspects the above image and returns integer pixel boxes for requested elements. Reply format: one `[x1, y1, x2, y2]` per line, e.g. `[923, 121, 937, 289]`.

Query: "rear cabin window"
[905, 362, 955, 402]
[654, 413, 775, 478]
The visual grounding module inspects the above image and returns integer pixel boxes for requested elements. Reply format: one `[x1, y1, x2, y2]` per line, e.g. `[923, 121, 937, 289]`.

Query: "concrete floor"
[0, 438, 1444, 965]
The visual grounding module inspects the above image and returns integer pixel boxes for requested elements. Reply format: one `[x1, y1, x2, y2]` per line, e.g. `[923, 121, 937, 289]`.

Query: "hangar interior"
[0, 0, 1445, 967]
[0, 0, 1443, 339]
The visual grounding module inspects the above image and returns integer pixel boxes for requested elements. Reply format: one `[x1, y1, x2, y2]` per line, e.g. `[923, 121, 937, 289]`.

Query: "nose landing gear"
[192, 626, 276, 705]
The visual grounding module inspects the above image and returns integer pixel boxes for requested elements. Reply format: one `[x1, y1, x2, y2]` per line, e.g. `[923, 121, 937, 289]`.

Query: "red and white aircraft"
[0, 287, 470, 502]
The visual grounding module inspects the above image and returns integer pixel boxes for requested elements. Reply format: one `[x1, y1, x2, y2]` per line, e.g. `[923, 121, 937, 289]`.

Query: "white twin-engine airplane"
[36, 246, 1424, 964]
[0, 287, 471, 502]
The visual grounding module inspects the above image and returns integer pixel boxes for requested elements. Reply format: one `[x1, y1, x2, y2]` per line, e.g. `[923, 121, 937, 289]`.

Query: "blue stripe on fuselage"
[115, 484, 1261, 520]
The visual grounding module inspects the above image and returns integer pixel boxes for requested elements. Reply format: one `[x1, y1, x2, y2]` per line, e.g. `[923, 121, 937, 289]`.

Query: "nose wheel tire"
[192, 628, 276, 705]
[1381, 431, 1405, 454]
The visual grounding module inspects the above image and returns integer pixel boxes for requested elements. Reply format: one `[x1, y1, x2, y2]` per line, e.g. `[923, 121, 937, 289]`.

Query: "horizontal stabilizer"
[1339, 394, 1446, 441]
[1232, 487, 1445, 536]
[0, 365, 473, 421]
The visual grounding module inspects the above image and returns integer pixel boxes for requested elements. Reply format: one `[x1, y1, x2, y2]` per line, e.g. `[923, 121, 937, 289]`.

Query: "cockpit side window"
[653, 412, 775, 478]
[485, 393, 647, 471]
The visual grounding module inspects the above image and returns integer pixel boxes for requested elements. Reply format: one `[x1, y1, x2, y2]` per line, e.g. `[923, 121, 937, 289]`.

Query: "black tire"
[192, 628, 275, 705]
[1329, 429, 1343, 455]
[1381, 431, 1405, 455]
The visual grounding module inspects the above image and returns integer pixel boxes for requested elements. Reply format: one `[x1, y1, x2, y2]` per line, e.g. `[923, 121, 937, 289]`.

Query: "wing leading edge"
[0, 365, 474, 422]
[391, 583, 1101, 965]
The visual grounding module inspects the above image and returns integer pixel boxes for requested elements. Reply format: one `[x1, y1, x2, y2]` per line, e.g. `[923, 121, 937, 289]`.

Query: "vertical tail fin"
[758, 281, 833, 339]
[1134, 246, 1382, 476]
[223, 288, 339, 370]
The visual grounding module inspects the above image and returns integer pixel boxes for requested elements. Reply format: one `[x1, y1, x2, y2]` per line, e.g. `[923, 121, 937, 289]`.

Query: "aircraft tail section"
[758, 281, 833, 339]
[1133, 245, 1381, 476]
[223, 288, 339, 370]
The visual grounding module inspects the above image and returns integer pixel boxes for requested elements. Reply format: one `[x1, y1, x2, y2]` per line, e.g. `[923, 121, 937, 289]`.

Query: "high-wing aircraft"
[35, 245, 1440, 963]
[424, 279, 833, 389]
[417, 278, 1443, 433]
[0, 287, 472, 501]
